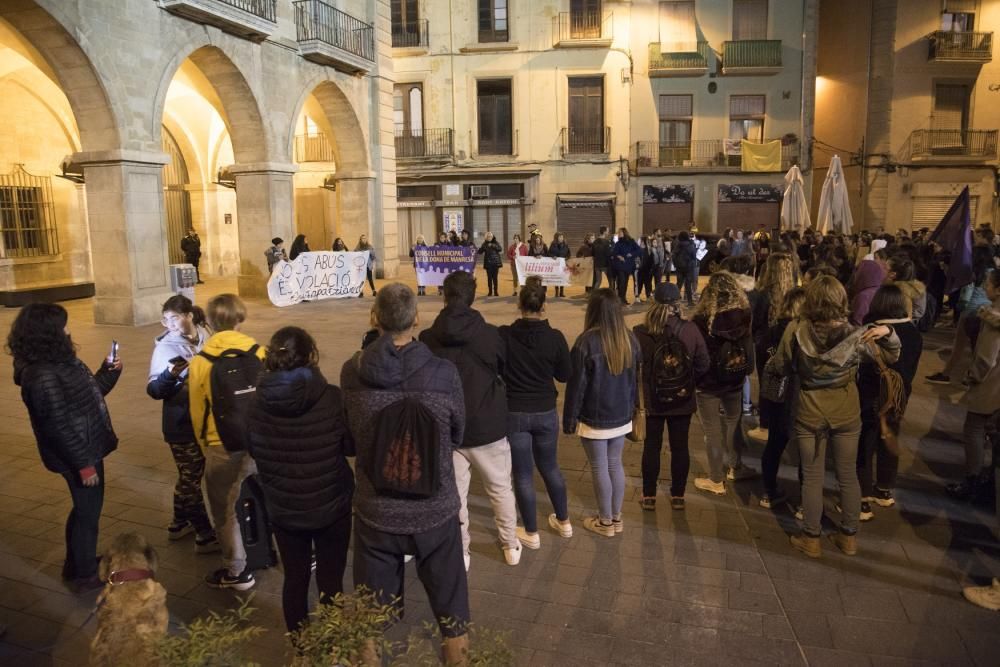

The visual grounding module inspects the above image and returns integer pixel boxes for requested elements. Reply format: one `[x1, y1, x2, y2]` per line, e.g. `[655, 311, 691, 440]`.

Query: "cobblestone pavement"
[1, 272, 1000, 666]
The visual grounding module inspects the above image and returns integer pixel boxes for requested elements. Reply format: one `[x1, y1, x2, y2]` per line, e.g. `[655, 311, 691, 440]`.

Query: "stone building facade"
[0, 0, 397, 325]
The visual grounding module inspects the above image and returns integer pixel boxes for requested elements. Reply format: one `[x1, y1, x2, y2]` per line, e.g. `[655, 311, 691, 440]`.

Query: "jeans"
[273, 513, 351, 632]
[61, 460, 105, 580]
[167, 440, 212, 535]
[364, 269, 376, 294]
[679, 267, 698, 304]
[485, 266, 500, 295]
[963, 410, 993, 477]
[641, 414, 692, 497]
[856, 415, 899, 496]
[795, 418, 862, 536]
[696, 391, 743, 483]
[453, 439, 519, 554]
[593, 266, 610, 290]
[581, 435, 626, 521]
[742, 377, 752, 413]
[204, 446, 257, 575]
[615, 270, 632, 302]
[508, 410, 568, 533]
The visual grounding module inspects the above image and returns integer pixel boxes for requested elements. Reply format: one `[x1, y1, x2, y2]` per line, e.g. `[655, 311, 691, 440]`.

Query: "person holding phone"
[7, 303, 122, 593]
[147, 295, 218, 553]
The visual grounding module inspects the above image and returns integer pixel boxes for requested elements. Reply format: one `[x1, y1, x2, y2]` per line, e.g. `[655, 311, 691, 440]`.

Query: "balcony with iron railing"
[552, 11, 613, 48]
[648, 42, 710, 77]
[156, 0, 277, 41]
[561, 127, 611, 156]
[294, 0, 375, 74]
[395, 129, 454, 160]
[721, 40, 782, 75]
[907, 129, 999, 161]
[294, 134, 336, 162]
[392, 19, 429, 49]
[927, 31, 993, 63]
[632, 138, 799, 172]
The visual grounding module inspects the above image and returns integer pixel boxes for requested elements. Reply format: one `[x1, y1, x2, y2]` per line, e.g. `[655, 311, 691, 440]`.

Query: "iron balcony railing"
[392, 19, 428, 48]
[648, 41, 710, 73]
[927, 31, 993, 62]
[293, 0, 375, 62]
[722, 40, 782, 71]
[632, 138, 799, 171]
[553, 11, 613, 45]
[394, 128, 454, 159]
[214, 0, 276, 21]
[561, 127, 611, 156]
[295, 134, 335, 162]
[909, 129, 999, 159]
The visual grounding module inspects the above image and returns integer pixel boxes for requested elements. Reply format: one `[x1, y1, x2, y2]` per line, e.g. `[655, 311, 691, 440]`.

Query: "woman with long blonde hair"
[691, 272, 755, 495]
[753, 253, 796, 337]
[563, 288, 639, 536]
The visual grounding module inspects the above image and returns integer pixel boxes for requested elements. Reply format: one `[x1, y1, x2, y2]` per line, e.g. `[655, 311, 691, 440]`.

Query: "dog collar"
[107, 568, 155, 586]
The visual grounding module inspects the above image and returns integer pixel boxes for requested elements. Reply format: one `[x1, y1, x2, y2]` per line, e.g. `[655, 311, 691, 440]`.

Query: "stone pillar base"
[238, 273, 268, 299]
[93, 291, 173, 326]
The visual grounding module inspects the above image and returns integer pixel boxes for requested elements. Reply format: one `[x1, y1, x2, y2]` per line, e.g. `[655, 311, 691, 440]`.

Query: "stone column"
[231, 163, 297, 298]
[72, 149, 174, 326]
[333, 169, 375, 257]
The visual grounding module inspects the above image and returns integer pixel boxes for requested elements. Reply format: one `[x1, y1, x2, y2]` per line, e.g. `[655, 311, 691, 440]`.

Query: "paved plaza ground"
[2, 270, 1000, 666]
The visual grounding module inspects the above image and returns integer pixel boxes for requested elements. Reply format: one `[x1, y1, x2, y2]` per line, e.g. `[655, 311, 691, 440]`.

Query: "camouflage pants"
[167, 440, 213, 535]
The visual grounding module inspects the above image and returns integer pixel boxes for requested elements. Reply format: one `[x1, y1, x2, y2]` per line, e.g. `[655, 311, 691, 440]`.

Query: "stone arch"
[152, 44, 269, 165]
[0, 1, 119, 152]
[288, 78, 370, 172]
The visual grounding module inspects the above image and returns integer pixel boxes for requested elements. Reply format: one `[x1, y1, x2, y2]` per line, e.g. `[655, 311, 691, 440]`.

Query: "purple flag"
[929, 187, 973, 294]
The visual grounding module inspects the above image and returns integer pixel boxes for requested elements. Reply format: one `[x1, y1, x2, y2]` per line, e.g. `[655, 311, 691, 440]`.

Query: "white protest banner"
[515, 256, 570, 286]
[267, 251, 369, 307]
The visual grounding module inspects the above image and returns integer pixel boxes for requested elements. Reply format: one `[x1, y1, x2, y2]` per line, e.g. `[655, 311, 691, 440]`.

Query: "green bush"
[155, 595, 264, 667]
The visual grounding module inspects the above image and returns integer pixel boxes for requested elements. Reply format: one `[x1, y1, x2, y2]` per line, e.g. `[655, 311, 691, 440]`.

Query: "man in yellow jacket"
[189, 294, 266, 590]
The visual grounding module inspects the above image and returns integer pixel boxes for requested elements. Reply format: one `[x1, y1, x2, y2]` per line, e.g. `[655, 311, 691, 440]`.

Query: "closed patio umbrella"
[817, 155, 854, 234]
[780, 164, 810, 232]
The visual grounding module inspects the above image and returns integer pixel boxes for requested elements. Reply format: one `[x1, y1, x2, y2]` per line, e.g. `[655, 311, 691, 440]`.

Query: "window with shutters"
[732, 0, 767, 40]
[933, 83, 971, 132]
[659, 1, 697, 52]
[659, 95, 692, 166]
[478, 0, 509, 43]
[570, 0, 602, 39]
[391, 0, 419, 46]
[567, 76, 606, 153]
[941, 11, 975, 32]
[729, 94, 765, 142]
[478, 79, 513, 155]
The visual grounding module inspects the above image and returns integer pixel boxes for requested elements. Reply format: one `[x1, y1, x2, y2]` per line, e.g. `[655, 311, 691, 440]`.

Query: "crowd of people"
[9, 221, 1000, 663]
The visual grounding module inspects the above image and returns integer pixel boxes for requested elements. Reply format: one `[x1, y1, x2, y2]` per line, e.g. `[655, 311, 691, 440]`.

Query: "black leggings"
[61, 461, 105, 580]
[273, 513, 351, 633]
[485, 266, 499, 295]
[761, 405, 790, 495]
[641, 414, 692, 497]
[365, 269, 376, 294]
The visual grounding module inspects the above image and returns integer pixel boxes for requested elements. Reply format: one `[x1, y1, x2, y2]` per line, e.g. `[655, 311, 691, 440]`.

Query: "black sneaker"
[195, 534, 221, 554]
[859, 501, 874, 522]
[167, 520, 194, 541]
[670, 496, 685, 511]
[205, 567, 255, 591]
[759, 489, 788, 509]
[639, 496, 656, 511]
[925, 372, 951, 385]
[872, 487, 895, 507]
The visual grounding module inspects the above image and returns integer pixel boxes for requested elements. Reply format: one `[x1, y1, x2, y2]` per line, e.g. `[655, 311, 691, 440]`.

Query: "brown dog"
[88, 532, 168, 667]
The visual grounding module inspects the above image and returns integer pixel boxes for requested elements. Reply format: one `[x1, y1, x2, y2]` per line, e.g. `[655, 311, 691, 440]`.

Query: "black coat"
[247, 367, 355, 531]
[478, 239, 504, 268]
[563, 329, 640, 432]
[857, 319, 923, 420]
[498, 318, 571, 413]
[548, 242, 571, 260]
[693, 308, 754, 395]
[592, 237, 612, 268]
[16, 358, 120, 474]
[181, 234, 201, 259]
[420, 303, 508, 447]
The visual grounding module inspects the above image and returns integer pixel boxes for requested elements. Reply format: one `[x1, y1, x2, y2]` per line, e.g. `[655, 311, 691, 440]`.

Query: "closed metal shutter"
[911, 196, 978, 232]
[717, 202, 779, 233]
[642, 203, 693, 233]
[557, 197, 614, 250]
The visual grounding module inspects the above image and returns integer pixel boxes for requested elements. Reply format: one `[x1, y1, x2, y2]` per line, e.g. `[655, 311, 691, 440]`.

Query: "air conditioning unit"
[470, 185, 490, 199]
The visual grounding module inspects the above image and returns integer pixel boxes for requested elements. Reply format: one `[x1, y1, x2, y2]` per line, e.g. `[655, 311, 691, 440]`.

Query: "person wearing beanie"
[265, 237, 287, 274]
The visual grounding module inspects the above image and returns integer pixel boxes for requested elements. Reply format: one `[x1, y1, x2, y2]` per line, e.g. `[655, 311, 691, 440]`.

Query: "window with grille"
[729, 94, 765, 142]
[0, 166, 59, 259]
[659, 95, 693, 144]
[479, 0, 508, 42]
[732, 0, 767, 40]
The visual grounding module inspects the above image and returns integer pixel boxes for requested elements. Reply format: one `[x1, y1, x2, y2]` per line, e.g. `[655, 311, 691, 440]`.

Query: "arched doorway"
[161, 126, 192, 264]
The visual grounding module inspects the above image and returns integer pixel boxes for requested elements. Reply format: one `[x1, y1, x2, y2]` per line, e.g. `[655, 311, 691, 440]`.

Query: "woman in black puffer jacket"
[9, 303, 122, 592]
[247, 327, 354, 633]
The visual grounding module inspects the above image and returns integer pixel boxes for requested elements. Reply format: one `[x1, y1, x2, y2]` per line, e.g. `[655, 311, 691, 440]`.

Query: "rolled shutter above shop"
[557, 195, 615, 250]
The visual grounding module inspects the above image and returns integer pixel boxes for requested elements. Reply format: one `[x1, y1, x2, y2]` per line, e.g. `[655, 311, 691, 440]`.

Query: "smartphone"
[109, 340, 119, 362]
[168, 355, 187, 366]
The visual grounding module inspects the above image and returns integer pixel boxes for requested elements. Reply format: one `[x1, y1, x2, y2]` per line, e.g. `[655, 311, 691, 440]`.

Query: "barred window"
[0, 166, 59, 259]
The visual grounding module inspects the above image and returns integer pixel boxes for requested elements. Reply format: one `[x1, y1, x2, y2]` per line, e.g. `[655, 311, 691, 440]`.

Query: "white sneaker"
[463, 553, 471, 571]
[516, 526, 540, 550]
[548, 513, 573, 538]
[694, 477, 726, 495]
[404, 554, 414, 563]
[963, 579, 1000, 611]
[503, 543, 522, 566]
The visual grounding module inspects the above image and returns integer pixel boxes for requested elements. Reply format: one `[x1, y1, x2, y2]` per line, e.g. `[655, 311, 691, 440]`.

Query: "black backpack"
[649, 322, 695, 411]
[369, 397, 440, 499]
[713, 338, 752, 384]
[199, 345, 263, 452]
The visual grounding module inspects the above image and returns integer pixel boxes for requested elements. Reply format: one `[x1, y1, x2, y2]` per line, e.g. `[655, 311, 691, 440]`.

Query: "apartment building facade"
[390, 0, 818, 256]
[815, 0, 1000, 232]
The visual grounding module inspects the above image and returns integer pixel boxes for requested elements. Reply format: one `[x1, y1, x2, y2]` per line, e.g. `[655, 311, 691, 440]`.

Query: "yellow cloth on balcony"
[741, 139, 782, 172]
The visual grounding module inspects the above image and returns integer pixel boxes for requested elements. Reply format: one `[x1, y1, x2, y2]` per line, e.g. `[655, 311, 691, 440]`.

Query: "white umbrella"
[816, 154, 854, 234]
[780, 165, 810, 232]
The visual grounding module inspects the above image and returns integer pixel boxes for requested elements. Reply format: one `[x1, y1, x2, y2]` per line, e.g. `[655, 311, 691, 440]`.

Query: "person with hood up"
[247, 327, 354, 634]
[766, 276, 899, 559]
[673, 231, 699, 306]
[507, 234, 528, 296]
[189, 294, 267, 591]
[419, 271, 521, 568]
[478, 232, 504, 297]
[633, 283, 710, 511]
[691, 272, 756, 496]
[847, 258, 886, 326]
[499, 280, 573, 550]
[612, 228, 641, 305]
[340, 284, 470, 664]
[146, 295, 217, 553]
[548, 232, 571, 297]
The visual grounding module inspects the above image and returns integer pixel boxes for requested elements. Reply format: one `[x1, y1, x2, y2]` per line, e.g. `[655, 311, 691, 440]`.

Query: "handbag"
[760, 360, 789, 403]
[866, 340, 907, 456]
[627, 361, 646, 443]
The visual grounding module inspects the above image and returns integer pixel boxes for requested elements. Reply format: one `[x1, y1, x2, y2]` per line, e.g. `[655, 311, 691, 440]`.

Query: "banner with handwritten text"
[267, 251, 369, 306]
